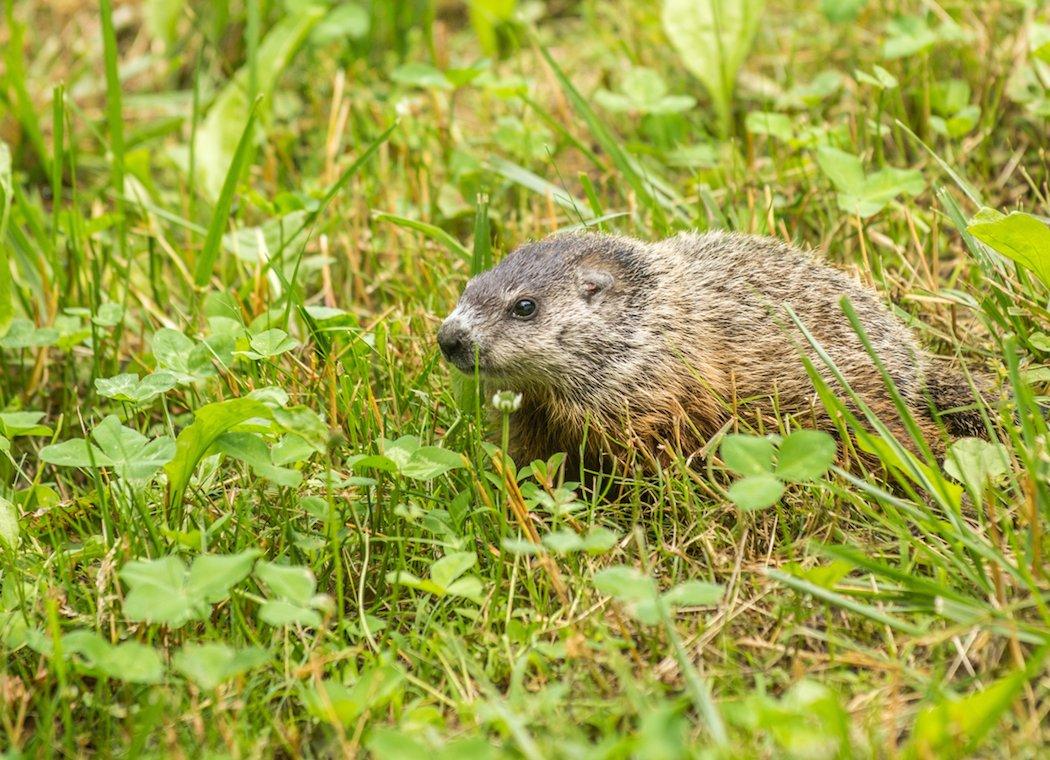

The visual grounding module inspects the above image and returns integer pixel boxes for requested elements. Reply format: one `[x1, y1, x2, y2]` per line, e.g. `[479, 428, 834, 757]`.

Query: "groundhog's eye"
[510, 298, 538, 320]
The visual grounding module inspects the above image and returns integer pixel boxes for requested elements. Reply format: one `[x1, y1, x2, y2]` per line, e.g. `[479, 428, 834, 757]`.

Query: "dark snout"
[437, 318, 477, 371]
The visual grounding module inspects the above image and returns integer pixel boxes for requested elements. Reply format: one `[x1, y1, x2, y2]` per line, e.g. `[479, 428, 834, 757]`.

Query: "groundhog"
[437, 232, 987, 472]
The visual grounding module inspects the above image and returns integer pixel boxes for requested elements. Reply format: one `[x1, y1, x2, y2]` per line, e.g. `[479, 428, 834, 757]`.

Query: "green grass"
[0, 0, 1048, 756]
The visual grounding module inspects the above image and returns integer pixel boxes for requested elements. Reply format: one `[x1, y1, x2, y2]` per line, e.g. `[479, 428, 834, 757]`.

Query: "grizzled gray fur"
[438, 232, 986, 471]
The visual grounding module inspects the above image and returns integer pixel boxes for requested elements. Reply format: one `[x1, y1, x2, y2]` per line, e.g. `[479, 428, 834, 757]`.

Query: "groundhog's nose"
[437, 319, 475, 366]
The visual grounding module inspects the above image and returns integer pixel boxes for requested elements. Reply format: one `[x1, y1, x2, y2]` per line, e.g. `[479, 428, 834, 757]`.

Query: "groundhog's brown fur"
[437, 232, 988, 472]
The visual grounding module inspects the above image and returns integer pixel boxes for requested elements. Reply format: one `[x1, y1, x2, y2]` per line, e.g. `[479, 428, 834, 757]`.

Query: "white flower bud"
[491, 390, 523, 413]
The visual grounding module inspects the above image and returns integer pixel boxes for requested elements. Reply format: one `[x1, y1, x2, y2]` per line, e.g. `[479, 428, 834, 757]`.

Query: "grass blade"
[194, 98, 261, 288]
[535, 43, 680, 231]
[766, 569, 924, 636]
[100, 0, 126, 262]
[373, 211, 472, 265]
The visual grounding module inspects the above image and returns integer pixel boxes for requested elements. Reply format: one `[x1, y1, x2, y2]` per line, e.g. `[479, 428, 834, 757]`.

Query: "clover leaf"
[39, 415, 175, 483]
[386, 551, 482, 604]
[120, 550, 260, 627]
[720, 430, 836, 511]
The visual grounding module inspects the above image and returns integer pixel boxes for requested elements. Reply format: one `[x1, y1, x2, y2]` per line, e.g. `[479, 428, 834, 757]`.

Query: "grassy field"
[1, 0, 1048, 756]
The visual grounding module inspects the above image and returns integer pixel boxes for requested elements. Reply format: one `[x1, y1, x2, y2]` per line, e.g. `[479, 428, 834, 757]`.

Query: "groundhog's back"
[649, 232, 927, 411]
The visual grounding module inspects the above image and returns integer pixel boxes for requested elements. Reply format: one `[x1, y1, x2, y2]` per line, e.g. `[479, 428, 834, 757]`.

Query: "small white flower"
[491, 390, 523, 414]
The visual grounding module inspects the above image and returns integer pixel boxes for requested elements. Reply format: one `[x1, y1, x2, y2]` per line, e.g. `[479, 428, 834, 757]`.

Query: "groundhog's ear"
[577, 269, 615, 301]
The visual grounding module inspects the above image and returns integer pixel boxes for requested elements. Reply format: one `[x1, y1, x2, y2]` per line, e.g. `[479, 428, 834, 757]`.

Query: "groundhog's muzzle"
[437, 317, 478, 372]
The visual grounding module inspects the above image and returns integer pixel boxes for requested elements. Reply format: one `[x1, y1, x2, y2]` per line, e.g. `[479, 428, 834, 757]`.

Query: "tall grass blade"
[194, 98, 261, 288]
[100, 0, 126, 261]
[0, 141, 13, 336]
[536, 44, 680, 230]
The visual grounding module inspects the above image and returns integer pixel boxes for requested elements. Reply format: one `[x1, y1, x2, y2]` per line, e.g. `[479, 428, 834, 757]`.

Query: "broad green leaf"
[259, 599, 322, 628]
[173, 643, 268, 691]
[595, 68, 696, 115]
[775, 430, 836, 482]
[166, 397, 273, 508]
[719, 434, 776, 476]
[188, 550, 260, 603]
[662, 0, 766, 137]
[311, 2, 369, 45]
[445, 576, 483, 603]
[351, 437, 465, 480]
[120, 556, 203, 626]
[214, 432, 302, 488]
[0, 319, 58, 349]
[943, 437, 1011, 500]
[541, 528, 584, 555]
[1034, 24, 1050, 64]
[366, 729, 430, 760]
[789, 558, 853, 589]
[662, 580, 724, 607]
[854, 65, 898, 90]
[745, 111, 794, 142]
[90, 415, 175, 482]
[930, 106, 980, 139]
[95, 372, 177, 404]
[815, 147, 864, 194]
[62, 630, 164, 684]
[882, 15, 967, 60]
[91, 302, 124, 328]
[152, 327, 196, 370]
[500, 538, 543, 555]
[581, 526, 619, 554]
[0, 411, 51, 438]
[821, 0, 866, 23]
[390, 62, 453, 90]
[152, 329, 220, 383]
[121, 550, 260, 627]
[400, 446, 466, 480]
[1030, 332, 1050, 353]
[930, 79, 971, 117]
[594, 567, 665, 626]
[967, 210, 1050, 288]
[303, 662, 405, 726]
[350, 453, 400, 474]
[222, 211, 308, 263]
[385, 571, 445, 597]
[778, 70, 843, 109]
[430, 552, 476, 588]
[239, 329, 298, 360]
[270, 434, 314, 466]
[255, 561, 315, 604]
[727, 473, 785, 510]
[40, 438, 114, 469]
[0, 496, 18, 550]
[272, 406, 328, 452]
[817, 147, 924, 217]
[386, 555, 483, 605]
[882, 15, 938, 59]
[593, 566, 657, 601]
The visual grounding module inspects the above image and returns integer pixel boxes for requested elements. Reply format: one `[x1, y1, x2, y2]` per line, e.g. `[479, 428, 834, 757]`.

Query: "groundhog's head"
[437, 233, 652, 392]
